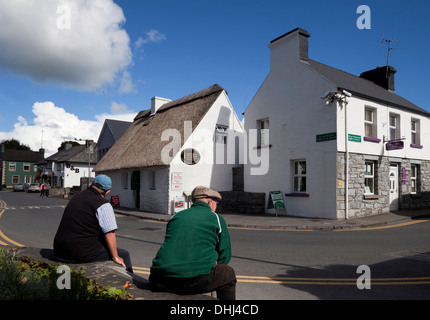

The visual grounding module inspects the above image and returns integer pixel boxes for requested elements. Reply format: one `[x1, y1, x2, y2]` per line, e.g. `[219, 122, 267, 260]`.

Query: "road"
[1, 190, 430, 300]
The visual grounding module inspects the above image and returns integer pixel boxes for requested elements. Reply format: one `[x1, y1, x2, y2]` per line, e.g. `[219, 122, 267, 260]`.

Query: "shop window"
[364, 161, 375, 194]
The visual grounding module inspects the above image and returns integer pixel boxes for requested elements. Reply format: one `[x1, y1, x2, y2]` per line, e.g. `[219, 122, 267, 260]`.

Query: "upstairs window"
[389, 113, 400, 141]
[257, 118, 269, 147]
[411, 119, 420, 146]
[364, 107, 377, 138]
[215, 125, 228, 144]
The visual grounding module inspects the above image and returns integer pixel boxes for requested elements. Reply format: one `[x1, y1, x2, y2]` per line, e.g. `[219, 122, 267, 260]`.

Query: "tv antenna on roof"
[381, 38, 399, 72]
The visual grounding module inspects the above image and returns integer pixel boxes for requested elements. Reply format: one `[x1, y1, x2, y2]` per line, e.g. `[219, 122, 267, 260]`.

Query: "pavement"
[113, 206, 430, 231]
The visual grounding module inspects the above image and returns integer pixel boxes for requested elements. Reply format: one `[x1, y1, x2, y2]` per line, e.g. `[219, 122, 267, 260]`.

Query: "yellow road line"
[336, 219, 430, 231]
[132, 266, 430, 286]
[0, 201, 25, 247]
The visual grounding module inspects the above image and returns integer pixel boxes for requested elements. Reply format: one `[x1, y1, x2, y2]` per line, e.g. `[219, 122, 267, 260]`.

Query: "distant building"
[1, 149, 44, 188]
[96, 119, 131, 161]
[43, 143, 97, 188]
[244, 28, 430, 219]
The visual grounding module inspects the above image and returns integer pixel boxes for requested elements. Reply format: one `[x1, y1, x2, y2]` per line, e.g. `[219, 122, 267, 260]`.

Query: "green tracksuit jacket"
[150, 201, 232, 278]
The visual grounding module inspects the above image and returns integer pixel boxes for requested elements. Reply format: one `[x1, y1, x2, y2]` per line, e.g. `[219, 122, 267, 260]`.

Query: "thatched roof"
[94, 84, 224, 172]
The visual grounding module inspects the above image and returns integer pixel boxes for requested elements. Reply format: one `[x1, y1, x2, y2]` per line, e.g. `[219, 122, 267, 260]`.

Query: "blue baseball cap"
[93, 174, 112, 191]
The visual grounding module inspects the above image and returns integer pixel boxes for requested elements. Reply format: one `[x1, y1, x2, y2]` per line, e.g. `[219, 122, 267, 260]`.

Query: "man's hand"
[112, 256, 126, 268]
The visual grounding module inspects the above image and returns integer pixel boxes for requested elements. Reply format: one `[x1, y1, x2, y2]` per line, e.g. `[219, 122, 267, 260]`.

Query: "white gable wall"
[244, 32, 340, 219]
[168, 91, 244, 214]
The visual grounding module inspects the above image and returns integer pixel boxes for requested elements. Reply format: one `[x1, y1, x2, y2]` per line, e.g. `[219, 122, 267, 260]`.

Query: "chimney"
[360, 66, 397, 92]
[269, 28, 311, 62]
[151, 96, 172, 115]
[65, 143, 73, 150]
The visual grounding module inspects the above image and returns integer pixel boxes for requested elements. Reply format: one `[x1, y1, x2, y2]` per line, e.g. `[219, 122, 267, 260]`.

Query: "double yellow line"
[132, 266, 430, 286]
[0, 199, 24, 247]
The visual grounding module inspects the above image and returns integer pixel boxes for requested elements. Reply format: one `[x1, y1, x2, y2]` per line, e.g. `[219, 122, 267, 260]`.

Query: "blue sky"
[0, 0, 429, 156]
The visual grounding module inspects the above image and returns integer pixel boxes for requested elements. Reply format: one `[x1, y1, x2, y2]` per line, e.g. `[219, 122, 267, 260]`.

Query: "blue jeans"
[87, 247, 133, 273]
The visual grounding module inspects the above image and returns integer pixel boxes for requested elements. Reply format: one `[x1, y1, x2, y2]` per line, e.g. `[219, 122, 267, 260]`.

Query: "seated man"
[149, 186, 236, 300]
[53, 174, 132, 272]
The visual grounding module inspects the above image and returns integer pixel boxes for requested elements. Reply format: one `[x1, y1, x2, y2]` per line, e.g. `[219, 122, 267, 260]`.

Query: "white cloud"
[0, 101, 136, 157]
[0, 0, 132, 91]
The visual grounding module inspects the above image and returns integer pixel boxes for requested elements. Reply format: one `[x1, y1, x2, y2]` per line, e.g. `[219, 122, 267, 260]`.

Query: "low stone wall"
[217, 191, 265, 214]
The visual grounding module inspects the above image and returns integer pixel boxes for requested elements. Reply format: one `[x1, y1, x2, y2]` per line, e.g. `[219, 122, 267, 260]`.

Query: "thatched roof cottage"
[94, 84, 244, 214]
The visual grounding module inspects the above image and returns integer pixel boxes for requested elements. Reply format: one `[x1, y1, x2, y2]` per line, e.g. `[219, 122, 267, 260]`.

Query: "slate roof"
[305, 59, 430, 116]
[45, 145, 97, 164]
[2, 149, 44, 162]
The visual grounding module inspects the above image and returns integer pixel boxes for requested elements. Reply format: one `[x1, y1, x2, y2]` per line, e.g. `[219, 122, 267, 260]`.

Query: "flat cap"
[191, 186, 222, 202]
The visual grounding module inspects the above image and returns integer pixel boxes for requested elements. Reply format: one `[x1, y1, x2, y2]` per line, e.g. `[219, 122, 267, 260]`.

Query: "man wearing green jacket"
[149, 186, 236, 300]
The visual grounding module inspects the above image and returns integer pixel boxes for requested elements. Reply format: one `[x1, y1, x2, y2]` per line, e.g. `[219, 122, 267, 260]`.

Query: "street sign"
[316, 132, 336, 142]
[348, 134, 361, 142]
[386, 140, 404, 151]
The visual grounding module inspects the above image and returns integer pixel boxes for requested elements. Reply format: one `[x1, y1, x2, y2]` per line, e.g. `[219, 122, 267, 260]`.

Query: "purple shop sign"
[386, 140, 404, 151]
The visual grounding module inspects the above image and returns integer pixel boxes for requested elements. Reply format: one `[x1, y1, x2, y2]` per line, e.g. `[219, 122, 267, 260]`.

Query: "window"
[122, 172, 129, 189]
[149, 171, 156, 190]
[9, 162, 16, 171]
[181, 148, 200, 165]
[12, 175, 19, 184]
[389, 113, 400, 141]
[293, 160, 306, 192]
[411, 164, 419, 194]
[257, 118, 269, 146]
[215, 125, 228, 144]
[23, 163, 30, 172]
[411, 119, 420, 146]
[364, 161, 375, 194]
[364, 108, 377, 138]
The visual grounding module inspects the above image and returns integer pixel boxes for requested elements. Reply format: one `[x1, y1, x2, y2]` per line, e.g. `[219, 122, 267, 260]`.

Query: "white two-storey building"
[244, 28, 430, 219]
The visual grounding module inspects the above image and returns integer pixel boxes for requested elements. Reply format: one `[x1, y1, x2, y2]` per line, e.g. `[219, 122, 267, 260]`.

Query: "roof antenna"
[381, 38, 399, 77]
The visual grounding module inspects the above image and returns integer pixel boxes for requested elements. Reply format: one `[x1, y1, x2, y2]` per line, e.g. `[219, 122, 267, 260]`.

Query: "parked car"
[13, 183, 26, 192]
[26, 183, 40, 193]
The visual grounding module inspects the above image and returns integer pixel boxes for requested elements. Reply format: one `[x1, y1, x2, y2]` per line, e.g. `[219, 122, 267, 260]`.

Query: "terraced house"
[0, 149, 44, 188]
[244, 28, 430, 219]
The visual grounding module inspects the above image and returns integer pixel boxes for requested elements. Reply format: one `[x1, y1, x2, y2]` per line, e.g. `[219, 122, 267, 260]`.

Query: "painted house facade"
[244, 28, 430, 219]
[0, 149, 44, 188]
[94, 84, 244, 215]
[43, 143, 97, 188]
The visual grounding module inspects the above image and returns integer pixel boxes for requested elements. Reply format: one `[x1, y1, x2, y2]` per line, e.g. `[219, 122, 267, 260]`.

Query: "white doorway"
[389, 163, 399, 211]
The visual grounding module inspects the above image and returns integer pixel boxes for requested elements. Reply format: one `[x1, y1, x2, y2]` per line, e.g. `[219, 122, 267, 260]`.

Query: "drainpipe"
[344, 100, 349, 220]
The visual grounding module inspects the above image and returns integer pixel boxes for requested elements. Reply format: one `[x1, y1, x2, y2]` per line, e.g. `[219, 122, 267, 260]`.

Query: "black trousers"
[149, 264, 237, 300]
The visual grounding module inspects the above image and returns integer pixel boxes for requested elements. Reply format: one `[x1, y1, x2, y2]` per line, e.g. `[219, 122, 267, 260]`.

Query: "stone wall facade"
[336, 152, 430, 219]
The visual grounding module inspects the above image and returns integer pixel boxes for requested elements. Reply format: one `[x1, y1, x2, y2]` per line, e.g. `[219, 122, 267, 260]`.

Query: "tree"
[0, 139, 31, 151]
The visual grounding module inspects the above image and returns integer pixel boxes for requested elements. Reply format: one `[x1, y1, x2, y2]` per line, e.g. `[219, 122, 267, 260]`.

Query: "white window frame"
[293, 160, 306, 193]
[389, 113, 400, 141]
[411, 118, 420, 145]
[215, 125, 228, 144]
[364, 161, 375, 195]
[411, 164, 418, 194]
[364, 107, 377, 138]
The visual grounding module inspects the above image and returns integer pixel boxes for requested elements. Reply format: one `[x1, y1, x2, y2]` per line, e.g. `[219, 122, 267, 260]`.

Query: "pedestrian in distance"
[149, 186, 236, 300]
[53, 174, 133, 272]
[40, 182, 46, 197]
[45, 181, 50, 197]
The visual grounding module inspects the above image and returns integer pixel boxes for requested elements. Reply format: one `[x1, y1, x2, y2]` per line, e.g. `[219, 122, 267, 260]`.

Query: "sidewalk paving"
[114, 207, 430, 231]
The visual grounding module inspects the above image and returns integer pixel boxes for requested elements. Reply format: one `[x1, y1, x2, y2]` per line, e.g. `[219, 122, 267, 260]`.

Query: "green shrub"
[0, 248, 132, 300]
